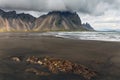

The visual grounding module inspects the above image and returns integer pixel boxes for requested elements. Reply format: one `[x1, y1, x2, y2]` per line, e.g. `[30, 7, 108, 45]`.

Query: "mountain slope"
[82, 22, 94, 31]
[34, 11, 86, 31]
[0, 9, 94, 32]
[0, 9, 35, 32]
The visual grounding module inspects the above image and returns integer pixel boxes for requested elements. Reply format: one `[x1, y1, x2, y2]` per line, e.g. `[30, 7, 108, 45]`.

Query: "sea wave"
[42, 32, 120, 42]
[0, 32, 120, 42]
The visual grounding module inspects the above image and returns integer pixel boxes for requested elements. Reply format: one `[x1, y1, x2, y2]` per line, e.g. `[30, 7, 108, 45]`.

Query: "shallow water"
[1, 31, 120, 42]
[43, 31, 120, 42]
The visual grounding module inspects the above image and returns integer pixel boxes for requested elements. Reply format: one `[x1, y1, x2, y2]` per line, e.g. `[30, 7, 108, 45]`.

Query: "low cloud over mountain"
[0, 0, 119, 15]
[0, 0, 120, 31]
[0, 9, 94, 32]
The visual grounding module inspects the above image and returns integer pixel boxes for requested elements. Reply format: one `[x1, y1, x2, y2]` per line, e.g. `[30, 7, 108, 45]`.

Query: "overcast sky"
[0, 0, 120, 31]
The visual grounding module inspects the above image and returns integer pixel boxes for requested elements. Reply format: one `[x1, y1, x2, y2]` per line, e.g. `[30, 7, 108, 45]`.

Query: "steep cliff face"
[34, 11, 86, 31]
[82, 22, 94, 31]
[0, 9, 94, 32]
[0, 9, 35, 32]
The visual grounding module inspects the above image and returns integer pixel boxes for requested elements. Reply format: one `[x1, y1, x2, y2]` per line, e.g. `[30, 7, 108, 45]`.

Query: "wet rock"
[25, 68, 49, 76]
[37, 60, 43, 65]
[26, 56, 97, 79]
[73, 64, 96, 80]
[11, 57, 21, 62]
[26, 56, 41, 64]
[9, 56, 96, 80]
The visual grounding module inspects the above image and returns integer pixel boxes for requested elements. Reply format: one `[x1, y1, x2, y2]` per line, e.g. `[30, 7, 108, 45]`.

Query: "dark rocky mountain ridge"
[0, 9, 94, 32]
[82, 22, 94, 31]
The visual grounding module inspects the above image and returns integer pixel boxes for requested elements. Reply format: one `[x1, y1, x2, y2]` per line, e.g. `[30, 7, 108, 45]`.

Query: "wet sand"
[0, 36, 120, 80]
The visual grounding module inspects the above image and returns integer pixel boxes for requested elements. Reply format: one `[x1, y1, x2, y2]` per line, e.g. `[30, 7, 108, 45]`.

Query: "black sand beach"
[0, 35, 120, 80]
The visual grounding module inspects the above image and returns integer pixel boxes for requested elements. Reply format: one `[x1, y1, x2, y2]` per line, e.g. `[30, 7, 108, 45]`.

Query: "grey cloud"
[95, 20, 120, 23]
[0, 0, 119, 15]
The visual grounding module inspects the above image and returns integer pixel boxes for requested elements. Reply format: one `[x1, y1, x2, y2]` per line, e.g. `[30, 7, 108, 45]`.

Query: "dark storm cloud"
[0, 0, 119, 15]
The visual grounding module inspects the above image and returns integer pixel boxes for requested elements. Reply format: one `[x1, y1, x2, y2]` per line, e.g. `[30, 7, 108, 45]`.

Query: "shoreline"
[0, 36, 120, 80]
[0, 31, 120, 43]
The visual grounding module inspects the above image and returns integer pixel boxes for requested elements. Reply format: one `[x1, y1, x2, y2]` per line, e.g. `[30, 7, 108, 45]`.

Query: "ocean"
[0, 31, 120, 42]
[35, 31, 120, 42]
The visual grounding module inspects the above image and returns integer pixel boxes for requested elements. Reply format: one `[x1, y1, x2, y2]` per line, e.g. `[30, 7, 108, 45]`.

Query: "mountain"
[34, 11, 86, 31]
[82, 22, 94, 31]
[0, 9, 35, 32]
[0, 9, 94, 32]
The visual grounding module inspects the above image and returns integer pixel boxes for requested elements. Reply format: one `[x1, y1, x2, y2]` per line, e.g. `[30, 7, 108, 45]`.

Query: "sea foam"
[42, 32, 120, 42]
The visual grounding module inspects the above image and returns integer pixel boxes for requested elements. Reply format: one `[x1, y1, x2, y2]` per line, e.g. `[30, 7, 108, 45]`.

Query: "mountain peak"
[0, 9, 4, 12]
[82, 22, 94, 31]
[0, 9, 5, 15]
[48, 11, 77, 15]
[0, 9, 94, 32]
[34, 11, 85, 31]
